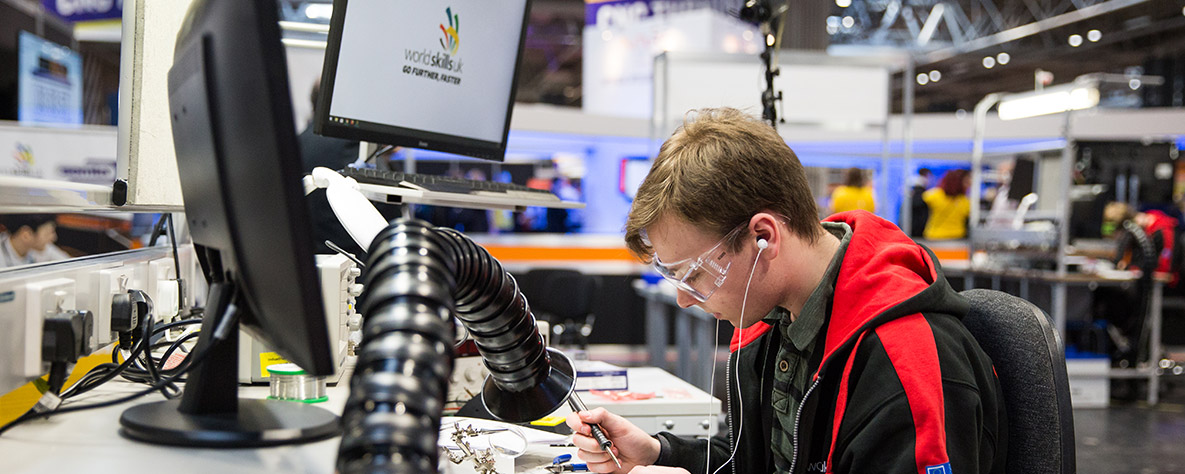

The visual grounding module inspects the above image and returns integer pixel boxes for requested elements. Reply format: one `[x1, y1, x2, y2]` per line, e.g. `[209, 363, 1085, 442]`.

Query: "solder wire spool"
[267, 363, 329, 403]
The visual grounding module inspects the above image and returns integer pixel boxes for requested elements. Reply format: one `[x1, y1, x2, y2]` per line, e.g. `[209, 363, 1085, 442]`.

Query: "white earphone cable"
[709, 242, 765, 474]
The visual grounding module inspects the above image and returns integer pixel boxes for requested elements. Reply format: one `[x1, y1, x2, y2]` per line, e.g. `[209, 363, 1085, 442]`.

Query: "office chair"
[960, 289, 1076, 474]
[524, 269, 600, 351]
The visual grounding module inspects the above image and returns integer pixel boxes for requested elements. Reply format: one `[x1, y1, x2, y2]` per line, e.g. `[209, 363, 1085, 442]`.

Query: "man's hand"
[565, 407, 661, 473]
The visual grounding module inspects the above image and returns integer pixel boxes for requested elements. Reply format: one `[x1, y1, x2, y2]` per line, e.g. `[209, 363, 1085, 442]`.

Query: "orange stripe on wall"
[484, 246, 638, 262]
[930, 248, 969, 261]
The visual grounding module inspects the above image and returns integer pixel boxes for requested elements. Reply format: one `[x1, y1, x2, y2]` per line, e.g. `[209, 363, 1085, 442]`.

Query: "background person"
[922, 169, 971, 240]
[0, 214, 66, 268]
[828, 167, 875, 214]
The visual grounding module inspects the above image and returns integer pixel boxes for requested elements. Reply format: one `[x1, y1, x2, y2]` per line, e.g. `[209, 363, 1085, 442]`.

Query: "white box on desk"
[579, 366, 721, 438]
[574, 360, 628, 392]
[1066, 357, 1109, 408]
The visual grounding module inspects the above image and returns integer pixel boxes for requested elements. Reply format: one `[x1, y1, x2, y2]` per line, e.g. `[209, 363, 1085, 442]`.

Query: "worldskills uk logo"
[402, 7, 463, 84]
[438, 7, 460, 55]
[13, 143, 33, 167]
[6, 142, 40, 177]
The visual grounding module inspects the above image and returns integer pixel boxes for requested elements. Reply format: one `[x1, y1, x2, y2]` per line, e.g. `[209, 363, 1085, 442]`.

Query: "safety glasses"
[648, 223, 747, 303]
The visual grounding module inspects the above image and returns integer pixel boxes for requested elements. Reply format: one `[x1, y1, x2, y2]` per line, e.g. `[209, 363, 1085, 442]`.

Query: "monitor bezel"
[313, 0, 533, 162]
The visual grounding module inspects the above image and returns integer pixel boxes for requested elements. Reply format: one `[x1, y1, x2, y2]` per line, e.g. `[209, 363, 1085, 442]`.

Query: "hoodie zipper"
[788, 376, 821, 474]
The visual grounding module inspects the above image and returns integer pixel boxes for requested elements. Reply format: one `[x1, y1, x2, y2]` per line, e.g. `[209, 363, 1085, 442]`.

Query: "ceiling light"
[742, 30, 754, 41]
[842, 16, 855, 28]
[304, 3, 333, 20]
[1087, 29, 1102, 42]
[836, 0, 852, 7]
[1068, 34, 1083, 47]
[929, 70, 941, 82]
[997, 84, 1100, 120]
[982, 56, 996, 68]
[766, 34, 775, 46]
[916, 73, 929, 86]
[1129, 78, 1142, 90]
[996, 52, 1010, 65]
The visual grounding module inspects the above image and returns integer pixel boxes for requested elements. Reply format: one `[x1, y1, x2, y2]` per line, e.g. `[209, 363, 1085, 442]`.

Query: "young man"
[0, 214, 60, 268]
[567, 108, 1006, 474]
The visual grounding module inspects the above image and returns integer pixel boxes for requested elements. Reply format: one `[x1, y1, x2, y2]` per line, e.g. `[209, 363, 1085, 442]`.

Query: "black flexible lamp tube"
[337, 219, 576, 474]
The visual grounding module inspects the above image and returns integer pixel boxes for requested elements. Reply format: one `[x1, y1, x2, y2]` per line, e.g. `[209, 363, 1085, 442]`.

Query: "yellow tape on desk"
[0, 344, 118, 426]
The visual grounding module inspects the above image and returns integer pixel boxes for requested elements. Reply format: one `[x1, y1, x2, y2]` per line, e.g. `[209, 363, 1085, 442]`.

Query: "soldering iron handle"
[568, 395, 613, 449]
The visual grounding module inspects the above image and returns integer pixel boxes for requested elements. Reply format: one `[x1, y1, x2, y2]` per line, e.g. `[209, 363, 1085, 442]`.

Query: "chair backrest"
[524, 269, 598, 320]
[959, 289, 1076, 474]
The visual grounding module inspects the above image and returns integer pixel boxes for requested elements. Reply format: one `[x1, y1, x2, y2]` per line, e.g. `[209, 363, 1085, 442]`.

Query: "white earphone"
[756, 238, 768, 250]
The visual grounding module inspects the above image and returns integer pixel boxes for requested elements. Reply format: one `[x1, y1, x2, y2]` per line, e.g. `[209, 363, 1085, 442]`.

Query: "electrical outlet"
[19, 278, 76, 378]
[95, 265, 145, 345]
[147, 257, 178, 321]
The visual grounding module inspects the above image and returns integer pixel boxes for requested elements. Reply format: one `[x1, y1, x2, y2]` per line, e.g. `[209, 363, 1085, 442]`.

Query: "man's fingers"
[570, 433, 600, 452]
[565, 412, 586, 432]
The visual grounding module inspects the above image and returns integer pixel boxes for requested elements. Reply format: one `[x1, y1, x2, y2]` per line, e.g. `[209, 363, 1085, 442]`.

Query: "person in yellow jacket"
[829, 167, 875, 214]
[922, 169, 971, 240]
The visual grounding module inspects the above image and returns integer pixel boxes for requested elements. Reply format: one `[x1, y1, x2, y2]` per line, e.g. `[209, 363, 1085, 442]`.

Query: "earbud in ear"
[756, 238, 768, 250]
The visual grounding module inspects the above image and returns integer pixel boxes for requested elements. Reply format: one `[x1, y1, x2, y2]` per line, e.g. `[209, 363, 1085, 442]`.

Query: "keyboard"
[339, 167, 558, 200]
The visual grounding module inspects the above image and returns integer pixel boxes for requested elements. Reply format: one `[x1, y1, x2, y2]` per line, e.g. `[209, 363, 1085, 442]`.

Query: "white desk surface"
[0, 383, 344, 474]
[0, 366, 712, 473]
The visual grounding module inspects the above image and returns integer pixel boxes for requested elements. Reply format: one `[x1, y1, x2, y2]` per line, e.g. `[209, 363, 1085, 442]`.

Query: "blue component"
[926, 463, 953, 474]
[552, 454, 572, 464]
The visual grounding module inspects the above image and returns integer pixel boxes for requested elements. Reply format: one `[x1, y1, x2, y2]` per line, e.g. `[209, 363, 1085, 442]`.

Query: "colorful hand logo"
[439, 7, 459, 55]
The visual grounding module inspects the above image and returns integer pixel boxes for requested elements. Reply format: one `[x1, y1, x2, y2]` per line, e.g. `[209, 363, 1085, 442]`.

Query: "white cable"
[705, 317, 720, 474]
[710, 244, 765, 474]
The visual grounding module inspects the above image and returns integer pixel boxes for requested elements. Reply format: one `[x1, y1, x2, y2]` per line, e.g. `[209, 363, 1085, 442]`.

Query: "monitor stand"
[119, 282, 340, 447]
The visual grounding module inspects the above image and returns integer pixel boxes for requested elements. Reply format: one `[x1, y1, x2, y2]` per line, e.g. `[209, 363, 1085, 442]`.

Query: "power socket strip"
[0, 246, 192, 396]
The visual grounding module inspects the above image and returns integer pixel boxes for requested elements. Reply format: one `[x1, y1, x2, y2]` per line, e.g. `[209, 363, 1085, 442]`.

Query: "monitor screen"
[1007, 157, 1036, 202]
[315, 0, 531, 161]
[17, 31, 82, 125]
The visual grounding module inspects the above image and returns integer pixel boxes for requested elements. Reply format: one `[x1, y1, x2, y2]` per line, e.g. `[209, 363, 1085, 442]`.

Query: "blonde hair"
[1103, 202, 1134, 225]
[624, 108, 822, 261]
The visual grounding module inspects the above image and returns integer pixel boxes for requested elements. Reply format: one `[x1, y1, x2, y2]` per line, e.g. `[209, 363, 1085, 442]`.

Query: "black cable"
[59, 330, 153, 400]
[46, 362, 69, 396]
[148, 214, 168, 246]
[141, 320, 180, 398]
[165, 214, 184, 311]
[60, 319, 203, 400]
[0, 305, 238, 437]
[325, 240, 366, 268]
[366, 144, 395, 164]
[0, 337, 219, 437]
[158, 332, 201, 375]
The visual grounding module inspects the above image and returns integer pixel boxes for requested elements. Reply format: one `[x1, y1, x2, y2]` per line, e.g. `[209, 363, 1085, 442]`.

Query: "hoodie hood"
[730, 211, 966, 359]
[817, 210, 943, 367]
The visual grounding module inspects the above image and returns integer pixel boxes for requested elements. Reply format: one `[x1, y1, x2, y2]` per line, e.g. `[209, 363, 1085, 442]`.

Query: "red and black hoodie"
[654, 211, 1007, 474]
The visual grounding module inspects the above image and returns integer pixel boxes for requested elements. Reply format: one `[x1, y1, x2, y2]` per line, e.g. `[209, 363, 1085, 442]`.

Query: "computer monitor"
[118, 0, 338, 447]
[1007, 157, 1036, 202]
[314, 0, 532, 161]
[17, 31, 82, 125]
